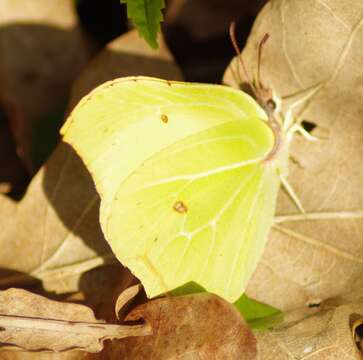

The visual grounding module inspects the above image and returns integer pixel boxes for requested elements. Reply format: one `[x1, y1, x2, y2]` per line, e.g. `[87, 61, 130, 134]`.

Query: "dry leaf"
[0, 288, 150, 353]
[0, 142, 113, 294]
[103, 293, 257, 360]
[0, 30, 182, 294]
[352, 316, 363, 356]
[256, 302, 363, 359]
[78, 265, 140, 323]
[224, 0, 363, 311]
[115, 284, 141, 320]
[0, 0, 92, 171]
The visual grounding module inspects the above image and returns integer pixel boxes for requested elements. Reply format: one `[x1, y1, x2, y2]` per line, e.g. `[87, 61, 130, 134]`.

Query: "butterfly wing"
[61, 76, 281, 302]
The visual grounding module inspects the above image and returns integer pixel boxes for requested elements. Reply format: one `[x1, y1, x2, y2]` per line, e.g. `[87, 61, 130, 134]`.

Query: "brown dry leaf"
[0, 0, 91, 171]
[352, 315, 363, 356]
[115, 284, 141, 321]
[78, 265, 141, 324]
[0, 142, 113, 294]
[0, 30, 182, 294]
[224, 0, 363, 311]
[102, 293, 257, 360]
[256, 301, 363, 359]
[0, 288, 151, 353]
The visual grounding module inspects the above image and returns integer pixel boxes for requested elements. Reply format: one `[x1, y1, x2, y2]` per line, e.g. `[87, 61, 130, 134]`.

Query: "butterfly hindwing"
[106, 118, 278, 301]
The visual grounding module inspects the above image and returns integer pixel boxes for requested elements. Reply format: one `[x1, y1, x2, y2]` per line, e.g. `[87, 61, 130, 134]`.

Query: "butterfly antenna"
[229, 22, 258, 96]
[257, 33, 270, 90]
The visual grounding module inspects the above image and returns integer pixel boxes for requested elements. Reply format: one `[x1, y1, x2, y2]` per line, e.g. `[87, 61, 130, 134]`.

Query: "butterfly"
[60, 28, 312, 302]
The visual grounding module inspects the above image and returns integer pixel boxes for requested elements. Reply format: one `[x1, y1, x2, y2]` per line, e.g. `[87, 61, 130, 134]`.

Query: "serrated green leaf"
[121, 0, 165, 49]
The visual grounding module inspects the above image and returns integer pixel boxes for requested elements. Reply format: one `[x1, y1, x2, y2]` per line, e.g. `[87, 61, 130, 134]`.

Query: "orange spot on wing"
[161, 114, 168, 123]
[173, 201, 188, 214]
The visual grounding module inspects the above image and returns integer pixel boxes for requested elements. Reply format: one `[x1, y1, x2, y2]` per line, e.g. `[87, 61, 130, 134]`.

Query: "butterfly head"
[255, 81, 281, 119]
[229, 24, 281, 119]
[229, 23, 283, 162]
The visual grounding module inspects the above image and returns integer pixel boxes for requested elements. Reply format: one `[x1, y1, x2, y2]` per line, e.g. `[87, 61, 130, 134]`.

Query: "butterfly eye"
[266, 99, 276, 113]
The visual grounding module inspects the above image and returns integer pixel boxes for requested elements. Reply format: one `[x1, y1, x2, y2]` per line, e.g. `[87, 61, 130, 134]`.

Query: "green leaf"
[234, 294, 283, 330]
[121, 0, 165, 49]
[171, 282, 283, 330]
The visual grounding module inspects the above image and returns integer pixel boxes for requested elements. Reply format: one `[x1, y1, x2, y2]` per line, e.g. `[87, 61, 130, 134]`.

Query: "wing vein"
[224, 168, 266, 292]
[138, 157, 264, 191]
[171, 166, 260, 281]
[197, 167, 260, 282]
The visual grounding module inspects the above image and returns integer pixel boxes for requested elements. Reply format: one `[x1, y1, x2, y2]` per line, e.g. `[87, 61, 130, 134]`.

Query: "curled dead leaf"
[105, 293, 257, 360]
[351, 314, 363, 356]
[115, 284, 141, 321]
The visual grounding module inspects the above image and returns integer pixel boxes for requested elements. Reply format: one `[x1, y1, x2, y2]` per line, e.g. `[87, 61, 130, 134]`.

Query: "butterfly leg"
[288, 123, 319, 142]
[281, 82, 323, 131]
[279, 172, 305, 214]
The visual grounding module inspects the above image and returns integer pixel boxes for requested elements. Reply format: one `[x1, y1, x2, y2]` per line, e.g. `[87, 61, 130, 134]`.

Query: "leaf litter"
[0, 0, 363, 358]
